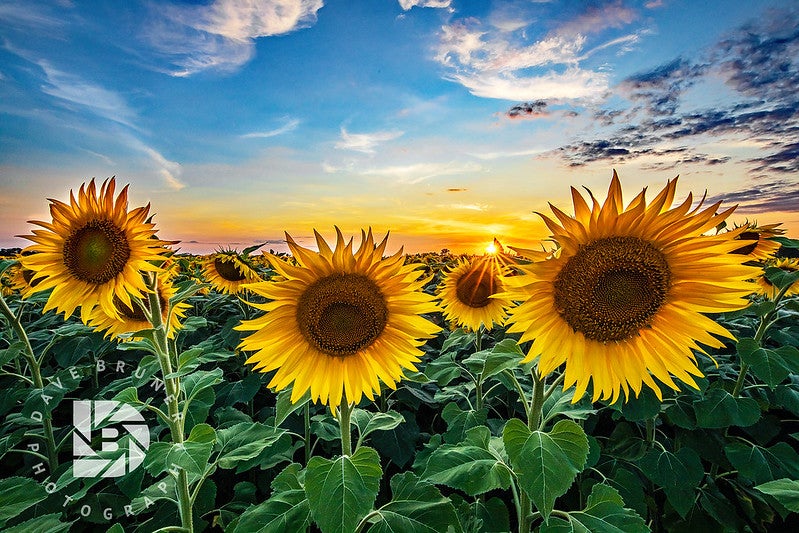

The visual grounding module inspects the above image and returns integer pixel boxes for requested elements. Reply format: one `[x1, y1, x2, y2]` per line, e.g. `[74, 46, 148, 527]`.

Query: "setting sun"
[485, 241, 498, 254]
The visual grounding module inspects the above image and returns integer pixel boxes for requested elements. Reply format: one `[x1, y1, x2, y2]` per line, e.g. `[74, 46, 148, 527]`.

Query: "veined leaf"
[503, 418, 589, 520]
[305, 446, 382, 533]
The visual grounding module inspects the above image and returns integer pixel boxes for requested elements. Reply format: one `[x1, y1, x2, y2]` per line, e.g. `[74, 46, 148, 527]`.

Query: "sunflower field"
[1, 174, 799, 533]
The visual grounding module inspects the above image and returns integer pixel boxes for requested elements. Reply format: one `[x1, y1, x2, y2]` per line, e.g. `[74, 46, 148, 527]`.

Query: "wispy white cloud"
[398, 0, 451, 11]
[240, 117, 300, 138]
[37, 60, 138, 128]
[359, 161, 482, 184]
[468, 147, 545, 160]
[436, 3, 642, 101]
[438, 203, 487, 211]
[335, 127, 404, 153]
[144, 0, 324, 76]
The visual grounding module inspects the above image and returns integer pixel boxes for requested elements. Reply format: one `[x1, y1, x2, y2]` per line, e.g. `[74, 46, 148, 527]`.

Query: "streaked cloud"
[144, 0, 324, 76]
[398, 0, 451, 10]
[37, 60, 137, 128]
[335, 127, 404, 153]
[240, 117, 300, 138]
[359, 161, 482, 184]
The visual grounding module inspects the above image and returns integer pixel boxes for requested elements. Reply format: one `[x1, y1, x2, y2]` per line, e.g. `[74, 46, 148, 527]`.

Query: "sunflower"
[504, 171, 760, 403]
[755, 258, 799, 299]
[236, 228, 440, 409]
[201, 251, 261, 294]
[87, 275, 190, 339]
[729, 222, 784, 260]
[19, 178, 169, 322]
[438, 245, 513, 331]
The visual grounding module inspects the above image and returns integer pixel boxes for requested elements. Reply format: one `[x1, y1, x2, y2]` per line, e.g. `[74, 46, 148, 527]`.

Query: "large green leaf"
[503, 418, 589, 520]
[353, 409, 405, 446]
[441, 402, 487, 443]
[693, 387, 760, 428]
[367, 472, 462, 533]
[755, 478, 799, 512]
[639, 447, 704, 490]
[738, 338, 794, 388]
[275, 388, 311, 427]
[0, 477, 48, 527]
[2, 513, 73, 533]
[216, 422, 287, 469]
[539, 484, 648, 533]
[305, 446, 383, 533]
[421, 426, 512, 496]
[234, 473, 310, 533]
[725, 442, 799, 485]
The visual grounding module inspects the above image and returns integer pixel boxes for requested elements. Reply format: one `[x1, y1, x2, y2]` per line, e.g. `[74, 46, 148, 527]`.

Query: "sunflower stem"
[732, 285, 788, 399]
[0, 293, 59, 470]
[338, 401, 354, 456]
[518, 368, 545, 533]
[304, 402, 311, 465]
[145, 274, 194, 533]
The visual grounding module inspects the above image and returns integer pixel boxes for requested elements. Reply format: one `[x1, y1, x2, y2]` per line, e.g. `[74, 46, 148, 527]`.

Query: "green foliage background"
[1, 243, 799, 533]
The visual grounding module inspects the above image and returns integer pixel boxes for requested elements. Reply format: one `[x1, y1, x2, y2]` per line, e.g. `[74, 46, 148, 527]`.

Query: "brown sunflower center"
[297, 273, 388, 357]
[455, 267, 497, 308]
[730, 231, 759, 255]
[63, 220, 131, 284]
[554, 236, 671, 342]
[214, 257, 247, 281]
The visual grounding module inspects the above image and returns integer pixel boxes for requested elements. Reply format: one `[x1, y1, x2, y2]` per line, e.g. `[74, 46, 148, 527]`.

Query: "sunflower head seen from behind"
[438, 240, 513, 331]
[755, 258, 799, 299]
[504, 171, 760, 403]
[237, 228, 440, 410]
[19, 178, 170, 322]
[201, 251, 260, 294]
[87, 274, 191, 340]
[729, 221, 784, 261]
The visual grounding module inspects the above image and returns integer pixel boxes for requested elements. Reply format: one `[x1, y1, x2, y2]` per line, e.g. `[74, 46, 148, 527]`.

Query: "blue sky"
[1, 0, 797, 253]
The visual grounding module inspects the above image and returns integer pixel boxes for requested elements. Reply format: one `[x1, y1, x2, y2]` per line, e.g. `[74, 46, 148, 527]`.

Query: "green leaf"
[613, 387, 662, 422]
[542, 387, 596, 426]
[181, 368, 224, 404]
[275, 387, 312, 427]
[503, 418, 589, 520]
[305, 446, 383, 533]
[165, 441, 214, 482]
[755, 478, 799, 512]
[482, 339, 525, 379]
[371, 411, 420, 468]
[424, 352, 461, 386]
[693, 387, 760, 428]
[725, 442, 799, 485]
[367, 472, 462, 533]
[440, 328, 475, 352]
[421, 426, 511, 496]
[539, 484, 648, 533]
[2, 513, 73, 533]
[0, 477, 48, 527]
[353, 409, 404, 444]
[639, 447, 704, 490]
[765, 266, 799, 290]
[188, 422, 217, 444]
[441, 402, 487, 443]
[217, 422, 287, 469]
[112, 386, 143, 405]
[234, 470, 311, 533]
[738, 338, 792, 388]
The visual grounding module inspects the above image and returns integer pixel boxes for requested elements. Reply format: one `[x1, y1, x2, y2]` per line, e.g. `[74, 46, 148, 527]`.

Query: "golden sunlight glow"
[485, 241, 498, 254]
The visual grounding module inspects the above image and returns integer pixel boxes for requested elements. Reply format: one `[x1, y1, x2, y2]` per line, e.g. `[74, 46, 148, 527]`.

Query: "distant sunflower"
[755, 258, 799, 299]
[237, 228, 440, 409]
[730, 222, 784, 260]
[438, 247, 513, 331]
[19, 178, 169, 322]
[87, 275, 190, 339]
[504, 171, 760, 403]
[201, 251, 260, 294]
[7, 261, 41, 296]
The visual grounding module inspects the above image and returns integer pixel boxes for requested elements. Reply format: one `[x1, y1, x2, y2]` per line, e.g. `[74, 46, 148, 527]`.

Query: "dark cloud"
[447, 188, 467, 192]
[507, 100, 548, 119]
[707, 179, 799, 214]
[619, 58, 707, 116]
[552, 8, 799, 177]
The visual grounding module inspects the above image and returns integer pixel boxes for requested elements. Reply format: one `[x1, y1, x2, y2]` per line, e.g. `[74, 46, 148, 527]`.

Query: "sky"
[1, 0, 798, 255]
